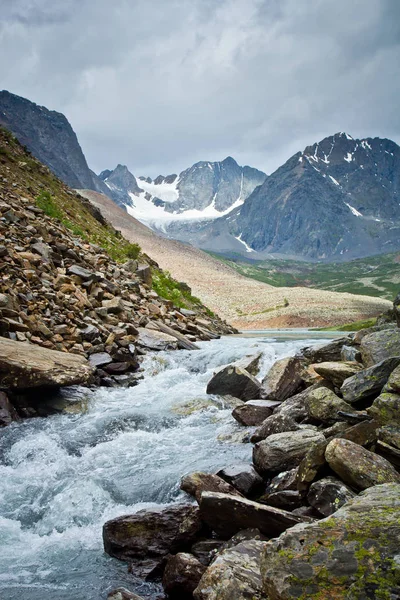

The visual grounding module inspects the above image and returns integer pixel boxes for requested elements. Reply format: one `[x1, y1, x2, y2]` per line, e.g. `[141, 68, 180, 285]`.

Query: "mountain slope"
[165, 133, 400, 261]
[0, 90, 111, 197]
[79, 188, 391, 329]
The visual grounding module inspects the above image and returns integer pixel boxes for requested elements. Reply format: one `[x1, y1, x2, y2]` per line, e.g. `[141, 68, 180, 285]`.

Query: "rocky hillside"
[168, 132, 400, 261]
[0, 90, 110, 197]
[0, 126, 235, 390]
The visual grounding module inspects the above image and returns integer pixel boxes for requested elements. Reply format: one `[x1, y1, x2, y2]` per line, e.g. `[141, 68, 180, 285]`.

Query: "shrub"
[36, 190, 63, 219]
[125, 242, 141, 259]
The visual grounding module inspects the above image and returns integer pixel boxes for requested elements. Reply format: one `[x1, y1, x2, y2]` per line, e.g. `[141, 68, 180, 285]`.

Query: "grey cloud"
[0, 0, 399, 178]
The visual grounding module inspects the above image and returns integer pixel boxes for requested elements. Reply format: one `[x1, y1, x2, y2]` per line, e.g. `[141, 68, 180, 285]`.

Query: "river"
[0, 331, 338, 600]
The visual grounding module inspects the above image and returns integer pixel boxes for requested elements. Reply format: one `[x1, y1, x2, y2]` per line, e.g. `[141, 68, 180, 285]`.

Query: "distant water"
[0, 332, 334, 600]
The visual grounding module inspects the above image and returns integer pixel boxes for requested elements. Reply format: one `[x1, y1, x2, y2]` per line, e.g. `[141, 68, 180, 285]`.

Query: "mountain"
[0, 90, 111, 197]
[167, 133, 400, 261]
[101, 157, 267, 229]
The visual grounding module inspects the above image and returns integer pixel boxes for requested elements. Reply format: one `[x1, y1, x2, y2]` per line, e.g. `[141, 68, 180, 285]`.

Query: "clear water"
[0, 333, 331, 600]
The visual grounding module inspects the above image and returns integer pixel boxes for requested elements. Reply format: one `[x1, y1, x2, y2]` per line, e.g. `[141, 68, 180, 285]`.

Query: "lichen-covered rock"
[261, 357, 303, 401]
[253, 430, 326, 475]
[311, 361, 363, 387]
[368, 392, 400, 425]
[385, 363, 400, 393]
[296, 439, 329, 494]
[206, 365, 261, 400]
[232, 399, 280, 426]
[193, 539, 266, 600]
[378, 425, 400, 450]
[273, 383, 323, 421]
[180, 472, 243, 503]
[216, 464, 264, 497]
[325, 438, 400, 490]
[102, 504, 203, 562]
[250, 413, 301, 443]
[0, 337, 94, 389]
[261, 483, 400, 599]
[307, 476, 355, 517]
[162, 552, 206, 598]
[341, 356, 400, 403]
[198, 492, 305, 539]
[305, 386, 352, 423]
[360, 329, 400, 367]
[301, 337, 350, 362]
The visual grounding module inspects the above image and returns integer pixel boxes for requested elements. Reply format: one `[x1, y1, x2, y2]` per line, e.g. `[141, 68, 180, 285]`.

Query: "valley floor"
[79, 190, 391, 330]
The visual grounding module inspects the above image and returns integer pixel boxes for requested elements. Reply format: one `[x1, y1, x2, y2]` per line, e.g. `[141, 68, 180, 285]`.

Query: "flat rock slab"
[0, 338, 94, 389]
[261, 356, 303, 401]
[341, 356, 400, 403]
[199, 491, 306, 539]
[137, 327, 178, 351]
[180, 472, 243, 503]
[261, 483, 400, 599]
[194, 539, 266, 600]
[232, 399, 280, 426]
[217, 464, 264, 497]
[206, 365, 261, 400]
[312, 361, 363, 387]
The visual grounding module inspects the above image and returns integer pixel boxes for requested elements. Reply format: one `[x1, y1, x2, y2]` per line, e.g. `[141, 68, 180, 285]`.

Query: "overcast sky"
[1, 0, 399, 177]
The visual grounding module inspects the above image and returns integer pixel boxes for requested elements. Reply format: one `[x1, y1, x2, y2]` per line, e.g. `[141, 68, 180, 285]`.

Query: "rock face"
[341, 356, 400, 403]
[0, 337, 94, 389]
[261, 357, 303, 401]
[360, 329, 400, 366]
[206, 365, 261, 400]
[261, 484, 400, 599]
[199, 492, 305, 539]
[193, 539, 266, 600]
[103, 505, 203, 562]
[253, 430, 326, 475]
[325, 438, 400, 490]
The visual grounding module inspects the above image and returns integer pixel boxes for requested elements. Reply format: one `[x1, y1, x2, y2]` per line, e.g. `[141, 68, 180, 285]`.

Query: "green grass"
[312, 317, 377, 332]
[36, 190, 63, 219]
[152, 269, 207, 311]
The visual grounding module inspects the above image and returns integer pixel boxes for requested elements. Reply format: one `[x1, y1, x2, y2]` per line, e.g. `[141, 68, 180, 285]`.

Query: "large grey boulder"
[385, 363, 400, 393]
[261, 484, 400, 599]
[325, 438, 400, 490]
[253, 430, 326, 475]
[199, 492, 305, 539]
[341, 356, 400, 403]
[301, 337, 350, 362]
[136, 327, 178, 351]
[368, 392, 400, 425]
[206, 365, 261, 400]
[250, 413, 301, 443]
[360, 329, 400, 366]
[311, 361, 363, 387]
[305, 386, 352, 423]
[261, 356, 303, 401]
[0, 338, 94, 389]
[193, 539, 266, 600]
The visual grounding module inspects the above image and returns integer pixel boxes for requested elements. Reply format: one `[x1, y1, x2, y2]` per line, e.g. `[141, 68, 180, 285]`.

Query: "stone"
[216, 464, 264, 497]
[385, 363, 400, 392]
[296, 439, 329, 494]
[262, 490, 303, 511]
[206, 365, 261, 401]
[103, 504, 203, 562]
[199, 492, 305, 539]
[67, 264, 99, 282]
[0, 338, 94, 389]
[232, 399, 280, 426]
[305, 386, 352, 423]
[339, 419, 379, 447]
[311, 361, 363, 387]
[301, 337, 350, 362]
[263, 469, 298, 495]
[102, 297, 125, 314]
[137, 327, 178, 351]
[325, 438, 400, 490]
[180, 472, 243, 503]
[163, 552, 206, 598]
[191, 539, 225, 565]
[89, 352, 112, 368]
[368, 392, 400, 425]
[136, 264, 152, 285]
[107, 588, 144, 600]
[261, 356, 303, 401]
[360, 329, 400, 367]
[253, 430, 326, 475]
[341, 356, 400, 403]
[193, 539, 266, 600]
[340, 344, 362, 362]
[232, 352, 263, 376]
[307, 476, 355, 516]
[0, 391, 21, 426]
[250, 413, 301, 443]
[80, 324, 101, 342]
[273, 383, 323, 421]
[261, 484, 400, 600]
[377, 425, 400, 450]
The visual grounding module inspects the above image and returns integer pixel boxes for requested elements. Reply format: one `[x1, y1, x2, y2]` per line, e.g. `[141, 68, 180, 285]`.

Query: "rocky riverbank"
[103, 297, 400, 599]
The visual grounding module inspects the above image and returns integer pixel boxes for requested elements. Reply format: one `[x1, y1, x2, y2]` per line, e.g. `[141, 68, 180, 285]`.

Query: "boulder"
[368, 392, 400, 425]
[261, 356, 303, 401]
[163, 552, 206, 598]
[103, 504, 203, 562]
[216, 464, 264, 497]
[136, 264, 152, 285]
[360, 329, 400, 366]
[378, 425, 400, 450]
[0, 338, 94, 389]
[261, 490, 303, 511]
[0, 391, 20, 426]
[311, 361, 363, 387]
[305, 386, 352, 423]
[385, 363, 400, 393]
[180, 472, 243, 503]
[199, 492, 305, 539]
[232, 352, 263, 375]
[325, 438, 400, 490]
[264, 469, 298, 495]
[193, 539, 266, 600]
[339, 419, 379, 447]
[137, 327, 178, 351]
[340, 344, 362, 362]
[273, 383, 323, 421]
[261, 484, 400, 599]
[296, 439, 329, 494]
[250, 413, 301, 443]
[190, 539, 225, 566]
[307, 476, 355, 517]
[102, 297, 125, 314]
[341, 356, 400, 403]
[107, 589, 144, 600]
[301, 337, 349, 362]
[89, 352, 113, 368]
[232, 399, 280, 426]
[67, 264, 99, 282]
[206, 365, 261, 401]
[253, 430, 326, 475]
